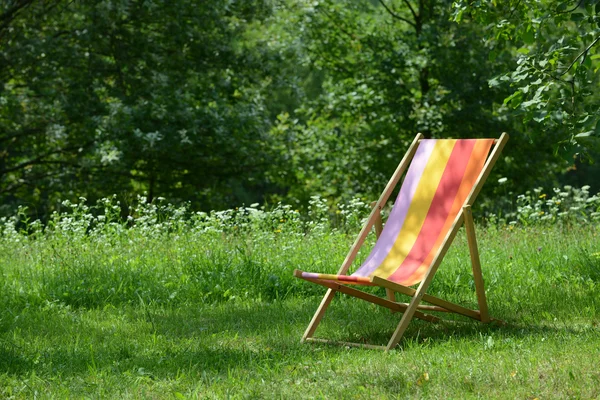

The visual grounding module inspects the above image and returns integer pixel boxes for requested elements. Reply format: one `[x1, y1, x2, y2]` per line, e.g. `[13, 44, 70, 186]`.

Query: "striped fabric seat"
[300, 139, 494, 286]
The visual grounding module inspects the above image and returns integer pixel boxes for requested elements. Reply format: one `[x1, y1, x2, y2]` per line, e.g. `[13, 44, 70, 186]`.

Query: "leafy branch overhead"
[453, 0, 600, 151]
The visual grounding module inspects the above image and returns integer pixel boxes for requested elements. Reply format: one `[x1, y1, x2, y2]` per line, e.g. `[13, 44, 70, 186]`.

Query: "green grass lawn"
[1, 206, 599, 398]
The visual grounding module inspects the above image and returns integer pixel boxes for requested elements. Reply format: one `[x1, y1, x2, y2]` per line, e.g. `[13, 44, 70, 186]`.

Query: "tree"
[266, 0, 565, 207]
[0, 0, 280, 218]
[453, 0, 600, 154]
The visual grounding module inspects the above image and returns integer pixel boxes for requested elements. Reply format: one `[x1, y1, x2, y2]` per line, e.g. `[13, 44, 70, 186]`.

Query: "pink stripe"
[301, 272, 321, 279]
[353, 140, 436, 277]
[388, 140, 474, 282]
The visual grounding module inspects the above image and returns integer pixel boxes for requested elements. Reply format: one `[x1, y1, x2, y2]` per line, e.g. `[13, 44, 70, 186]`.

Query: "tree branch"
[508, 0, 522, 19]
[401, 0, 419, 22]
[378, 0, 416, 27]
[556, 0, 584, 14]
[0, 141, 93, 176]
[0, 0, 34, 24]
[559, 34, 600, 76]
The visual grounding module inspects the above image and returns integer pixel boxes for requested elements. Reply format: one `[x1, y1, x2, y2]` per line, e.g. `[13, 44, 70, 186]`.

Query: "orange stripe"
[387, 140, 476, 283]
[393, 139, 494, 286]
[371, 140, 456, 278]
[300, 273, 374, 285]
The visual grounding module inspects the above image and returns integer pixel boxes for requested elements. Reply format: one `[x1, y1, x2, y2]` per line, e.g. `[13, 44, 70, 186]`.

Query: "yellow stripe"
[372, 140, 456, 278]
[399, 139, 493, 286]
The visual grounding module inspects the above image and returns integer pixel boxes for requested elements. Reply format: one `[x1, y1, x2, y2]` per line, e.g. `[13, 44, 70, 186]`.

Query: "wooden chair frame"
[294, 133, 509, 351]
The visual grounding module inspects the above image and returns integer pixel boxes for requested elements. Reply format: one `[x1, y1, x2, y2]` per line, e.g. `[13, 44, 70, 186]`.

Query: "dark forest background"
[2, 0, 600, 220]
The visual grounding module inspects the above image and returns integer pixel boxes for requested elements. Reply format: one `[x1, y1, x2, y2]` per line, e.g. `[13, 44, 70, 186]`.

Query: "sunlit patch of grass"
[1, 194, 600, 397]
[1, 294, 599, 398]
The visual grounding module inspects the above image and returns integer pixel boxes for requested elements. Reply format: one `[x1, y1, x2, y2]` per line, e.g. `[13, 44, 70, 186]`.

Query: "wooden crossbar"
[294, 271, 440, 323]
[305, 338, 386, 350]
[371, 275, 482, 321]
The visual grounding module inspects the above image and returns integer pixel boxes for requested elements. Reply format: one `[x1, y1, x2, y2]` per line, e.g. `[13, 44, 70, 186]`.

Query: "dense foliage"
[1, 0, 279, 216]
[453, 0, 600, 152]
[1, 0, 599, 218]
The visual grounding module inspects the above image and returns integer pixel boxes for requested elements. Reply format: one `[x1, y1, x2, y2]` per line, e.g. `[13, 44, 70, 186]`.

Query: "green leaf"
[574, 131, 600, 149]
[522, 28, 534, 44]
[575, 131, 594, 138]
[533, 110, 548, 122]
[522, 99, 541, 108]
[489, 77, 500, 87]
[571, 13, 585, 21]
[504, 90, 524, 108]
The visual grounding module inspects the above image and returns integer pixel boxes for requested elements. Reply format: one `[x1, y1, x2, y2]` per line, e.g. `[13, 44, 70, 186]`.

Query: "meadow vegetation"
[3, 1, 600, 397]
[1, 187, 600, 398]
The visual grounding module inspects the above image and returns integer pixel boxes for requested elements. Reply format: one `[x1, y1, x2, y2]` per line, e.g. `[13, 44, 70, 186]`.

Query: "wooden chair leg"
[385, 288, 425, 351]
[385, 209, 469, 350]
[385, 288, 396, 302]
[385, 288, 397, 313]
[463, 206, 490, 323]
[302, 288, 336, 341]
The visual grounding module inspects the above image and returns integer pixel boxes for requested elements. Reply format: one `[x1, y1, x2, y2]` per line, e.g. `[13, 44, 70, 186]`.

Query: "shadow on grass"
[0, 299, 316, 379]
[0, 292, 596, 383]
[305, 294, 598, 350]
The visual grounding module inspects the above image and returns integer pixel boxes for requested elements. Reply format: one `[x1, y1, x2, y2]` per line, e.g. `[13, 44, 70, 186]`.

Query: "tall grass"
[1, 195, 373, 310]
[1, 188, 599, 398]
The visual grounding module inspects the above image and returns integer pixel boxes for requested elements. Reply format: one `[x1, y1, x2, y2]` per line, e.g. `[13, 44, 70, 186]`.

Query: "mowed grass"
[1, 211, 600, 398]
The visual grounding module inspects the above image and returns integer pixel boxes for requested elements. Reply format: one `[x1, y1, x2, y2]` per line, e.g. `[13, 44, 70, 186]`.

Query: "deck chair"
[294, 133, 508, 351]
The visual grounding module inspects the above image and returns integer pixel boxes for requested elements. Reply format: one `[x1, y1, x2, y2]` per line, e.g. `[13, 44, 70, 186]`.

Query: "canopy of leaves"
[453, 0, 600, 154]
[1, 0, 280, 217]
[1, 0, 597, 218]
[265, 0, 568, 207]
